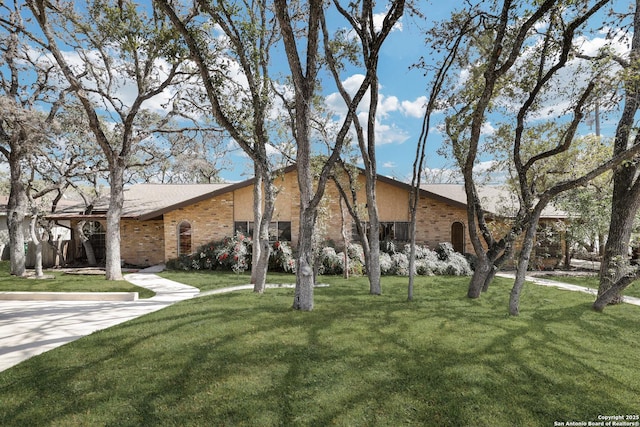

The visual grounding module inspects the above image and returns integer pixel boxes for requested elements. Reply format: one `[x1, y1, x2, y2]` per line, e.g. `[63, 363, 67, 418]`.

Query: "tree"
[29, 0, 192, 280]
[325, 0, 405, 295]
[274, 0, 326, 310]
[155, 0, 288, 293]
[594, 0, 640, 311]
[431, 0, 640, 315]
[434, 0, 560, 301]
[408, 11, 466, 301]
[0, 1, 67, 276]
[554, 136, 613, 262]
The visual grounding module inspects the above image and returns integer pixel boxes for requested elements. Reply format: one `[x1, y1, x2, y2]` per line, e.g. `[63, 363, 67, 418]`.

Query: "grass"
[1, 272, 639, 426]
[0, 262, 155, 298]
[157, 269, 294, 291]
[541, 273, 640, 299]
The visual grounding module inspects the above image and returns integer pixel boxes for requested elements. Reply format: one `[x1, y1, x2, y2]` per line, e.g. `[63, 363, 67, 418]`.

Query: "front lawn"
[1, 273, 638, 426]
[0, 262, 155, 298]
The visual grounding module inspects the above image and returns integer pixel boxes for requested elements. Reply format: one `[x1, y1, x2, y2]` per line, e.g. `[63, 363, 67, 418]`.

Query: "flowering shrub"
[379, 252, 393, 275]
[216, 233, 250, 273]
[435, 242, 455, 261]
[270, 240, 296, 273]
[347, 243, 366, 265]
[166, 232, 251, 273]
[166, 234, 471, 277]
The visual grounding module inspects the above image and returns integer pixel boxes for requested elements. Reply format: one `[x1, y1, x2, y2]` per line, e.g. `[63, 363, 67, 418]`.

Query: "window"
[178, 221, 192, 256]
[234, 221, 254, 237]
[234, 221, 291, 242]
[82, 221, 106, 261]
[352, 221, 411, 242]
[277, 222, 292, 241]
[394, 222, 410, 241]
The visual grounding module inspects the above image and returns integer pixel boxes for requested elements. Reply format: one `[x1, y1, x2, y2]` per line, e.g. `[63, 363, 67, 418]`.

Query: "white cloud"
[401, 96, 427, 118]
[324, 73, 420, 146]
[373, 12, 403, 33]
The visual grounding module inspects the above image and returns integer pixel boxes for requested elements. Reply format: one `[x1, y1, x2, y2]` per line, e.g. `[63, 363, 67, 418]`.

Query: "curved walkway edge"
[496, 272, 640, 307]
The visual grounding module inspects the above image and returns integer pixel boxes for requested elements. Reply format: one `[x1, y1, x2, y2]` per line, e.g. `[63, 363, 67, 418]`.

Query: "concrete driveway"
[0, 270, 199, 372]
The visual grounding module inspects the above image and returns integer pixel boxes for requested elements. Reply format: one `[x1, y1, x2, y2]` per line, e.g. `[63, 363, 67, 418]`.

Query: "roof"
[51, 183, 237, 221]
[0, 195, 85, 217]
[421, 184, 567, 218]
[45, 165, 567, 221]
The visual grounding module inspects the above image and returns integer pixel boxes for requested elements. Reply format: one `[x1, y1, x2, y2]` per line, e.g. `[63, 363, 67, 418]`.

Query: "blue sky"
[220, 0, 633, 184]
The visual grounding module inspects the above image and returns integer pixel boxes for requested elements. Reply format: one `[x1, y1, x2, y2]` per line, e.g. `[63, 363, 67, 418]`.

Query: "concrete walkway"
[496, 272, 640, 307]
[0, 266, 199, 372]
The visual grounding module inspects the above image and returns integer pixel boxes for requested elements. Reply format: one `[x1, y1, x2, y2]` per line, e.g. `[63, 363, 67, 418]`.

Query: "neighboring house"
[0, 195, 73, 267]
[48, 165, 568, 268]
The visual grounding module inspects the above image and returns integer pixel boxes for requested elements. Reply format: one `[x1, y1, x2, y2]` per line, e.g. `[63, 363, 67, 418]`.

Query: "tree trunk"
[75, 220, 97, 267]
[509, 212, 541, 316]
[365, 173, 382, 295]
[105, 166, 124, 280]
[598, 185, 640, 305]
[407, 213, 418, 301]
[7, 166, 27, 277]
[598, 0, 640, 306]
[340, 198, 349, 279]
[294, 203, 317, 311]
[251, 171, 263, 287]
[468, 255, 492, 298]
[252, 167, 277, 293]
[29, 214, 43, 278]
[593, 269, 640, 311]
[481, 266, 499, 293]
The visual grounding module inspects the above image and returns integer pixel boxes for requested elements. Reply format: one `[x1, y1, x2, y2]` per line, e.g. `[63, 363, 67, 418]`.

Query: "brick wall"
[414, 196, 472, 251]
[163, 192, 235, 261]
[120, 219, 165, 267]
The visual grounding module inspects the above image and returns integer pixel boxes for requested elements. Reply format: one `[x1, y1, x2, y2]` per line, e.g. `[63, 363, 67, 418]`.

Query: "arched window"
[178, 221, 192, 256]
[451, 221, 465, 253]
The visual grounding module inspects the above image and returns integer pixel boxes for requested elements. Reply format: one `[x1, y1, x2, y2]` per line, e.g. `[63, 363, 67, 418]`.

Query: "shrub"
[167, 236, 471, 278]
[390, 252, 410, 276]
[211, 232, 251, 273]
[347, 243, 366, 265]
[380, 240, 397, 255]
[435, 242, 455, 261]
[318, 247, 343, 275]
[270, 241, 296, 273]
[378, 252, 392, 275]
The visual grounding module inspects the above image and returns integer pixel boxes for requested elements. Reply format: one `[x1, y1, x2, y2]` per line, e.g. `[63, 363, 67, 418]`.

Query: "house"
[48, 165, 567, 268]
[0, 196, 73, 267]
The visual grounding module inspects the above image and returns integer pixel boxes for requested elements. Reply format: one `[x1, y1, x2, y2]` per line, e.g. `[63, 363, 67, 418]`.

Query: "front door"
[451, 222, 465, 253]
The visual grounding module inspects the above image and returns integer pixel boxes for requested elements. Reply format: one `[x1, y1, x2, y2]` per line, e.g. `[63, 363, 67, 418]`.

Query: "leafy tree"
[554, 135, 613, 261]
[430, 0, 640, 315]
[274, 0, 327, 310]
[587, 0, 640, 311]
[324, 0, 405, 296]
[28, 0, 193, 280]
[0, 1, 68, 276]
[155, 0, 289, 293]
